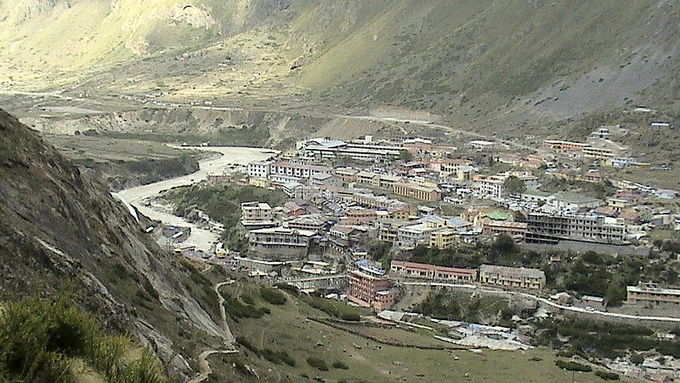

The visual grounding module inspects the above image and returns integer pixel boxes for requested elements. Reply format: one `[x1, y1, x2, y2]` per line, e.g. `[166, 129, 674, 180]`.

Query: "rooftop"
[480, 264, 545, 279]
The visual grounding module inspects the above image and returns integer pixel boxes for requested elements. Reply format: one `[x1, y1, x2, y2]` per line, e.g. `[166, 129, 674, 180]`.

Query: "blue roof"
[447, 217, 472, 228]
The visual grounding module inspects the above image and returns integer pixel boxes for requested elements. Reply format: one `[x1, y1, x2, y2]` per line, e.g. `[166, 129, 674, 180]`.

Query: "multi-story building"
[247, 161, 271, 179]
[285, 215, 327, 233]
[378, 220, 407, 243]
[543, 140, 591, 152]
[582, 146, 615, 160]
[473, 175, 506, 199]
[334, 168, 359, 184]
[397, 223, 435, 250]
[390, 261, 477, 283]
[549, 192, 604, 212]
[300, 138, 403, 162]
[525, 213, 628, 245]
[248, 227, 316, 260]
[348, 263, 398, 311]
[241, 202, 272, 222]
[482, 221, 528, 239]
[393, 183, 442, 201]
[341, 207, 378, 225]
[626, 282, 680, 305]
[479, 265, 545, 290]
[429, 228, 457, 249]
[269, 161, 330, 181]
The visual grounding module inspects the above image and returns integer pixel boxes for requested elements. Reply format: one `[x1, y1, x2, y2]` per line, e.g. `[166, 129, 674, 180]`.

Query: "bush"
[332, 361, 349, 370]
[260, 287, 287, 305]
[555, 360, 592, 372]
[0, 296, 169, 383]
[340, 313, 361, 322]
[306, 357, 329, 371]
[595, 371, 620, 380]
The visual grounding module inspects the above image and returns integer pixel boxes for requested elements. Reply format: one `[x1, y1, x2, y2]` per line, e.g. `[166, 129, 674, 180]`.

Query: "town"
[154, 126, 680, 382]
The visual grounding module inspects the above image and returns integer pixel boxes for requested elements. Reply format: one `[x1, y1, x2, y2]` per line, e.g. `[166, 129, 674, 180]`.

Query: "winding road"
[403, 282, 680, 323]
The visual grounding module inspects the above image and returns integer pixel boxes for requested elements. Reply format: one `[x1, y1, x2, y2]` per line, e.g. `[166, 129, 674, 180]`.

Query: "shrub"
[630, 353, 644, 365]
[306, 357, 329, 371]
[260, 287, 287, 305]
[332, 361, 349, 370]
[241, 295, 255, 305]
[340, 313, 361, 322]
[555, 360, 592, 372]
[595, 370, 620, 380]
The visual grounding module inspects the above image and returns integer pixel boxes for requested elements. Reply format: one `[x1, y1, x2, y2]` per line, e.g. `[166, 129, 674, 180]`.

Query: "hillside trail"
[188, 280, 238, 383]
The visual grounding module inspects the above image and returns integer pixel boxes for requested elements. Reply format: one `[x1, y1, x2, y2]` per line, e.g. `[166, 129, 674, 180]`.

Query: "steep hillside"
[0, 109, 227, 380]
[1, 0, 678, 131]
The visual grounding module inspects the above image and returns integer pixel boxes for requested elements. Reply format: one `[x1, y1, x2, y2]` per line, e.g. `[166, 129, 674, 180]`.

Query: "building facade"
[479, 265, 545, 290]
[347, 270, 397, 311]
[393, 183, 442, 201]
[526, 213, 628, 245]
[390, 261, 477, 283]
[627, 282, 680, 305]
[248, 227, 315, 260]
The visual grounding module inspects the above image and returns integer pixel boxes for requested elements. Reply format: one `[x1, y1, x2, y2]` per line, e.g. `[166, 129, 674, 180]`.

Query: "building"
[549, 192, 604, 212]
[241, 202, 272, 222]
[473, 175, 506, 199]
[397, 223, 436, 250]
[543, 140, 590, 152]
[269, 161, 330, 181]
[479, 265, 545, 290]
[247, 161, 271, 179]
[526, 213, 628, 245]
[390, 261, 477, 283]
[483, 221, 528, 239]
[393, 183, 442, 201]
[348, 267, 398, 311]
[285, 215, 327, 233]
[627, 282, 680, 305]
[300, 138, 403, 162]
[248, 227, 316, 260]
[429, 228, 457, 249]
[341, 207, 378, 225]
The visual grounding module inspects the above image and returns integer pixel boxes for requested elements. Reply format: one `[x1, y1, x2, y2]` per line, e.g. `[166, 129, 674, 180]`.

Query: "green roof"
[484, 211, 512, 221]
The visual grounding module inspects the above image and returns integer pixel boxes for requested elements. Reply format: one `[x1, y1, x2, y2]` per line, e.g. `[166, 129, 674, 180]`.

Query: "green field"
[206, 280, 638, 383]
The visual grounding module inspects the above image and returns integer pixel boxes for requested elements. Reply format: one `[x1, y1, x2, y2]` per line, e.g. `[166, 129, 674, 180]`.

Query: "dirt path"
[188, 280, 238, 383]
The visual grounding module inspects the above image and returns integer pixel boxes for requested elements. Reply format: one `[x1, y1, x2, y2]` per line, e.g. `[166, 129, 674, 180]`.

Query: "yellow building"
[429, 228, 457, 249]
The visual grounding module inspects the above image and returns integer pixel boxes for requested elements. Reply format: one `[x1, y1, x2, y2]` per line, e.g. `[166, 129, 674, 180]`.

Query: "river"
[114, 146, 275, 253]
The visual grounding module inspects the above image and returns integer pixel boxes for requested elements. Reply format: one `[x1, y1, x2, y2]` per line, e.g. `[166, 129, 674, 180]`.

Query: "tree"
[399, 150, 414, 162]
[605, 278, 627, 307]
[492, 234, 516, 255]
[504, 176, 526, 195]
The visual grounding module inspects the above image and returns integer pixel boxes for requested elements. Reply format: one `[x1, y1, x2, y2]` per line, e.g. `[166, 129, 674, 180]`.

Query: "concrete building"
[483, 221, 528, 239]
[543, 140, 590, 152]
[473, 175, 506, 199]
[341, 207, 378, 225]
[429, 228, 457, 249]
[397, 223, 435, 250]
[393, 183, 442, 201]
[549, 192, 604, 212]
[241, 202, 272, 222]
[300, 138, 403, 162]
[269, 161, 330, 181]
[248, 227, 315, 260]
[390, 261, 477, 283]
[526, 213, 628, 245]
[627, 282, 680, 305]
[247, 161, 271, 179]
[479, 265, 545, 290]
[348, 268, 397, 311]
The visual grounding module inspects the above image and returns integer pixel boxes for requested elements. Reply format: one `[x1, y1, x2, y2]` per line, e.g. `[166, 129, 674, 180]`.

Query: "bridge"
[280, 274, 348, 290]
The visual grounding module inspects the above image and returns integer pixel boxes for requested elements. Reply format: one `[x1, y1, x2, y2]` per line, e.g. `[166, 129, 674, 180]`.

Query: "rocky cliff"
[0, 108, 225, 379]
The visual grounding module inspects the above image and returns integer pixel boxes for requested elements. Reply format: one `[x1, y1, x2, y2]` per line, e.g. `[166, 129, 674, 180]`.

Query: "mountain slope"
[0, 109, 226, 379]
[1, 0, 678, 128]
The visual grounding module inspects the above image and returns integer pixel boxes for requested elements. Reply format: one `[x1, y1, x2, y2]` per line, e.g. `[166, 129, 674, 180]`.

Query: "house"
[390, 261, 477, 283]
[248, 227, 316, 260]
[549, 192, 603, 212]
[348, 269, 398, 311]
[479, 265, 546, 290]
[627, 282, 680, 305]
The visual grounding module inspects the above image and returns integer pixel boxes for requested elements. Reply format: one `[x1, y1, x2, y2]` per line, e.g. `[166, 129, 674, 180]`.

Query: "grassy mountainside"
[0, 109, 228, 380]
[1, 0, 678, 133]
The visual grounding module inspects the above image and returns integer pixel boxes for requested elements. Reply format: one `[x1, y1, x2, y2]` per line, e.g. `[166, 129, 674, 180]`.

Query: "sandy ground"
[115, 145, 274, 253]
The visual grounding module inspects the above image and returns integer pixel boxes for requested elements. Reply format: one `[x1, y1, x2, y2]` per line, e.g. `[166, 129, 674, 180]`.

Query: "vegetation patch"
[555, 360, 592, 373]
[0, 295, 169, 383]
[306, 357, 329, 371]
[595, 370, 620, 380]
[260, 287, 287, 305]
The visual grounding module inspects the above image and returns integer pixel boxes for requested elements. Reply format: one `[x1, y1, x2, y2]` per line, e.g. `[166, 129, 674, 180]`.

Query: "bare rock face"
[0, 109, 222, 378]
